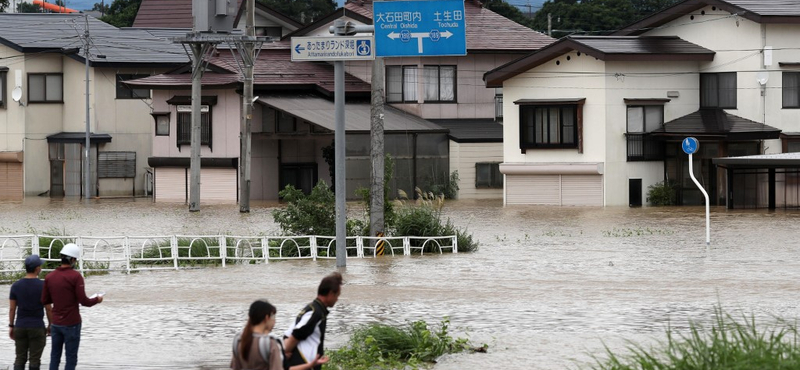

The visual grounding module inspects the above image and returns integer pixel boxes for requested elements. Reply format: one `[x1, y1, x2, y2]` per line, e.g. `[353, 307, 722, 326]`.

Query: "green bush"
[392, 190, 478, 253]
[647, 180, 677, 206]
[273, 181, 336, 236]
[587, 306, 800, 370]
[428, 170, 460, 199]
[326, 319, 477, 370]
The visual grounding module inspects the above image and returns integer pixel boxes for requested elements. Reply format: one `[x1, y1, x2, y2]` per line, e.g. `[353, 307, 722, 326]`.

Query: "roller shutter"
[506, 175, 560, 205]
[155, 168, 187, 202]
[196, 168, 237, 202]
[0, 163, 23, 201]
[561, 175, 603, 206]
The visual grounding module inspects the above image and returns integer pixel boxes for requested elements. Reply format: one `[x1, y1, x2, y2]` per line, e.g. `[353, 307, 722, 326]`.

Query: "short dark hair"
[60, 255, 74, 265]
[318, 272, 343, 296]
[25, 264, 39, 273]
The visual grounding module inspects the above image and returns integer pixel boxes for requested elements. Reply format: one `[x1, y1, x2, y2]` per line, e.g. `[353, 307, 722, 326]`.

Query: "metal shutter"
[561, 175, 603, 206]
[197, 168, 237, 202]
[155, 168, 187, 202]
[0, 163, 23, 200]
[506, 175, 560, 205]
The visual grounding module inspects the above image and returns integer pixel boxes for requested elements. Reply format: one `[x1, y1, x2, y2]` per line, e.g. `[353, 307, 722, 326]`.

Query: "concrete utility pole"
[332, 19, 348, 267]
[369, 45, 385, 246]
[84, 14, 91, 202]
[189, 43, 204, 212]
[239, 0, 255, 213]
[548, 13, 552, 37]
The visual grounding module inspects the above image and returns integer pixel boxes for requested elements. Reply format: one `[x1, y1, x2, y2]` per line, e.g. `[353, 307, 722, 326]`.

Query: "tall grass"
[588, 306, 800, 370]
[326, 319, 476, 370]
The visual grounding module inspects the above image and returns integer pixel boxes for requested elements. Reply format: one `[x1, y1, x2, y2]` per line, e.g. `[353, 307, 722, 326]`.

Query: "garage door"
[0, 162, 23, 201]
[155, 168, 187, 202]
[506, 174, 603, 206]
[196, 168, 237, 202]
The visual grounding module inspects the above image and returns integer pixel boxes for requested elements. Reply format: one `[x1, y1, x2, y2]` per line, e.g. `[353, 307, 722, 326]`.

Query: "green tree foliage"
[273, 181, 336, 236]
[257, 0, 335, 25]
[482, 0, 533, 28]
[99, 0, 141, 28]
[16, 2, 42, 12]
[530, 0, 681, 38]
[0, 0, 9, 12]
[92, 1, 110, 14]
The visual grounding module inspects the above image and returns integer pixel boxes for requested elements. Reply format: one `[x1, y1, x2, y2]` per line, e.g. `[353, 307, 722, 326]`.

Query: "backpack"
[233, 332, 284, 365]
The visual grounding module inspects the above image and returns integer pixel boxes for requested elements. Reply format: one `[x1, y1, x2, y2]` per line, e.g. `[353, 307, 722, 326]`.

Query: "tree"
[16, 2, 42, 13]
[99, 0, 141, 27]
[92, 1, 110, 14]
[530, 0, 681, 38]
[483, 0, 533, 28]
[0, 0, 9, 12]
[257, 0, 335, 25]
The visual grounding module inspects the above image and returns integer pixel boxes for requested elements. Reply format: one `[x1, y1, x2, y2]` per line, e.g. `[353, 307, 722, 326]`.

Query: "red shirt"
[41, 266, 98, 326]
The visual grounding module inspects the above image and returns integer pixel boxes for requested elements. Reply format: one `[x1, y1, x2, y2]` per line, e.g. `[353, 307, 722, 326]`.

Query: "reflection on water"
[2, 198, 799, 369]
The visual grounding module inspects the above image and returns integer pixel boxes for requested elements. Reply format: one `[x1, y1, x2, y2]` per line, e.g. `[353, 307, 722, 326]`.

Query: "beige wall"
[450, 141, 503, 199]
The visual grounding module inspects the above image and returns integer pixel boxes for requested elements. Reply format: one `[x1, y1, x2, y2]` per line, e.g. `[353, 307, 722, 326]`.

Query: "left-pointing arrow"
[295, 44, 305, 54]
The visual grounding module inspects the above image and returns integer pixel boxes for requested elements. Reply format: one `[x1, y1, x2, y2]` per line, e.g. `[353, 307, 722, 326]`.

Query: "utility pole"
[548, 13, 552, 37]
[333, 19, 347, 268]
[239, 0, 255, 212]
[369, 2, 385, 251]
[84, 14, 91, 202]
[189, 43, 203, 212]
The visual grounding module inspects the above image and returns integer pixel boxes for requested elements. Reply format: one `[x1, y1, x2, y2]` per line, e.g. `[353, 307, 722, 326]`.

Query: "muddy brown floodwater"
[1, 197, 799, 369]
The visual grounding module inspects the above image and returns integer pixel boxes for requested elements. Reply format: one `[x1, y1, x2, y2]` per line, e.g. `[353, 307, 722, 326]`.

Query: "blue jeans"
[50, 323, 81, 370]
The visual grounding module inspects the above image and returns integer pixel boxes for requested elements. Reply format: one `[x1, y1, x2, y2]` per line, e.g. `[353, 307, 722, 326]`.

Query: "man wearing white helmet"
[41, 243, 103, 370]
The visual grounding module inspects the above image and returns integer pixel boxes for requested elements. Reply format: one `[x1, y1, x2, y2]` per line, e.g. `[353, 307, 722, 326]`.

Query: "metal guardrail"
[0, 234, 458, 275]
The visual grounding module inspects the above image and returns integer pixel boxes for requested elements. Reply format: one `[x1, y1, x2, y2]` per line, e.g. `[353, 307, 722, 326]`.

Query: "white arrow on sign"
[387, 29, 453, 53]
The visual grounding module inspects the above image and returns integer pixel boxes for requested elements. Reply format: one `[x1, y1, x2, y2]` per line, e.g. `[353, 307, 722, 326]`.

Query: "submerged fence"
[0, 234, 458, 276]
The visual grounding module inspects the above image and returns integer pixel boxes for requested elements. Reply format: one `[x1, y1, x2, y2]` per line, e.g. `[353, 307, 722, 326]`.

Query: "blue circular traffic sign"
[399, 30, 411, 43]
[682, 137, 699, 155]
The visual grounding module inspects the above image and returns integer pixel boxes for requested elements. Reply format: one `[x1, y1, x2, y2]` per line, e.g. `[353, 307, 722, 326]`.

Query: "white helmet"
[60, 243, 81, 259]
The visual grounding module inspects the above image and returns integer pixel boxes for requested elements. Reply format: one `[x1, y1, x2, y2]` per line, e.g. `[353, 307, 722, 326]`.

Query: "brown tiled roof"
[484, 36, 714, 87]
[125, 50, 370, 94]
[341, 0, 553, 52]
[652, 109, 781, 140]
[614, 0, 800, 36]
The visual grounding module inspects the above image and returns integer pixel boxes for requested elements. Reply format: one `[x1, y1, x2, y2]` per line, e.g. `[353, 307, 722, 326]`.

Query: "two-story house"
[0, 14, 187, 200]
[485, 0, 798, 208]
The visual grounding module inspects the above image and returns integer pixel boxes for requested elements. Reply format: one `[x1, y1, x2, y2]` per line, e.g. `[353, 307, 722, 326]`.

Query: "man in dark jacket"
[283, 272, 343, 370]
[9, 255, 52, 370]
[42, 243, 103, 370]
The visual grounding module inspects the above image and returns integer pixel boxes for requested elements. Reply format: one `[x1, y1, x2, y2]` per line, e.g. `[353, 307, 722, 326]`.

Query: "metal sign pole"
[684, 137, 710, 245]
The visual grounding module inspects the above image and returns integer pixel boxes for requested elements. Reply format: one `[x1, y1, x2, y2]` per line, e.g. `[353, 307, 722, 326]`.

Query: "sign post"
[373, 0, 466, 57]
[682, 137, 710, 245]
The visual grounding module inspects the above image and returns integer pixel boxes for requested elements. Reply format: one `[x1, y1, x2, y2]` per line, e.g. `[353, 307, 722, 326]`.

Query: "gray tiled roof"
[429, 119, 503, 143]
[652, 109, 781, 140]
[724, 0, 800, 16]
[569, 36, 715, 55]
[0, 14, 188, 66]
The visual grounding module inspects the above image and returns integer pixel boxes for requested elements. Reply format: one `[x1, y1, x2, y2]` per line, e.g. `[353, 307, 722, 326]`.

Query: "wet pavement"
[1, 198, 799, 369]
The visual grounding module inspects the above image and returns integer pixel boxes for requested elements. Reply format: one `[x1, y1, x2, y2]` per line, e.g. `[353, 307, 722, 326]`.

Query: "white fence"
[0, 234, 458, 275]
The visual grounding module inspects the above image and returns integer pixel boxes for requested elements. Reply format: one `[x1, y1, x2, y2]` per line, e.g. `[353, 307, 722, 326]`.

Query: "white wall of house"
[449, 141, 503, 199]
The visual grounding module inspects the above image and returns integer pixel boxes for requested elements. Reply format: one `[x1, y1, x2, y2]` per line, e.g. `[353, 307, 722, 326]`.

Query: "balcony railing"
[626, 133, 665, 161]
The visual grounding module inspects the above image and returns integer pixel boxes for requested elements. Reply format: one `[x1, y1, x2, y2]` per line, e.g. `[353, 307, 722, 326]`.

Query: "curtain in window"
[701, 74, 718, 107]
[45, 75, 62, 101]
[534, 108, 545, 144]
[561, 107, 575, 144]
[627, 107, 644, 132]
[718, 73, 736, 108]
[440, 66, 455, 101]
[644, 106, 663, 132]
[386, 66, 402, 102]
[423, 66, 439, 101]
[783, 72, 799, 108]
[548, 108, 559, 143]
[403, 66, 417, 102]
[29, 75, 45, 101]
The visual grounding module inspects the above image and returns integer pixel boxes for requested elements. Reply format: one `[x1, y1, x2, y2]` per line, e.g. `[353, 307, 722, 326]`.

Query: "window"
[176, 105, 211, 146]
[782, 72, 800, 108]
[626, 105, 665, 161]
[151, 112, 170, 136]
[116, 74, 151, 99]
[28, 73, 63, 103]
[700, 72, 736, 108]
[494, 88, 503, 120]
[476, 162, 502, 188]
[422, 65, 456, 102]
[782, 134, 800, 152]
[256, 26, 282, 38]
[0, 68, 7, 108]
[519, 105, 578, 149]
[386, 65, 418, 102]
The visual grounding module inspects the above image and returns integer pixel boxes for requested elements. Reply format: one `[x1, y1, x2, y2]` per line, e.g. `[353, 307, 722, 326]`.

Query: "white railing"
[0, 234, 458, 276]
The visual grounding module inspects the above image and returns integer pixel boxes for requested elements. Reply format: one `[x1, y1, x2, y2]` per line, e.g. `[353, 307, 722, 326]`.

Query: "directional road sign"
[291, 36, 375, 61]
[682, 137, 699, 155]
[374, 0, 467, 57]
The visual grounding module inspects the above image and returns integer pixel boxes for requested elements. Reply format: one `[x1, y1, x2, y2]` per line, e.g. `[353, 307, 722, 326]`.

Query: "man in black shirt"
[283, 272, 343, 370]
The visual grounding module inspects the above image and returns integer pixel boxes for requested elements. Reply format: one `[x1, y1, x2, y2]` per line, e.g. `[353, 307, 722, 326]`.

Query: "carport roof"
[651, 109, 781, 140]
[713, 152, 800, 168]
[256, 95, 447, 133]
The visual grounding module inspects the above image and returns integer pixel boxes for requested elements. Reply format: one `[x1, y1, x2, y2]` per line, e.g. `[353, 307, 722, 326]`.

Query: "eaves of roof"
[651, 109, 781, 140]
[281, 7, 373, 40]
[233, 1, 303, 29]
[613, 0, 800, 37]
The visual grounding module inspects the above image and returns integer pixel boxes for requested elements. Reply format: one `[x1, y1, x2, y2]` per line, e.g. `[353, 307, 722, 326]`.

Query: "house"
[271, 0, 555, 199]
[0, 14, 187, 200]
[485, 0, 800, 208]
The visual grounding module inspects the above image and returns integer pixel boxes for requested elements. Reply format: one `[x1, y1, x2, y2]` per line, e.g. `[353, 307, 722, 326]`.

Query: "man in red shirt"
[41, 243, 103, 370]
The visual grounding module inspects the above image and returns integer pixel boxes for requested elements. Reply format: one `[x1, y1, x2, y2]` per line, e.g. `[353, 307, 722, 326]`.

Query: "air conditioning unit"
[193, 0, 237, 33]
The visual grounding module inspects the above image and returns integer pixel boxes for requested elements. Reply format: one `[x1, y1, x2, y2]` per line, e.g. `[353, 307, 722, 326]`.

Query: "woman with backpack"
[231, 300, 329, 370]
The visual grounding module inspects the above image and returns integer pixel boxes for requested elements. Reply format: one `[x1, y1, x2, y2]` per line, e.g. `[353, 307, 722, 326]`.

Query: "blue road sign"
[682, 137, 699, 155]
[374, 0, 467, 57]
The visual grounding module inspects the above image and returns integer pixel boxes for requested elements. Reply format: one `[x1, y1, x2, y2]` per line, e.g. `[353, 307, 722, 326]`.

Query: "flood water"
[1, 197, 799, 369]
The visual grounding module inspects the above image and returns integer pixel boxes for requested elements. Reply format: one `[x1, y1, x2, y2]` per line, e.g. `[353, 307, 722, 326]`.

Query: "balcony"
[626, 133, 665, 161]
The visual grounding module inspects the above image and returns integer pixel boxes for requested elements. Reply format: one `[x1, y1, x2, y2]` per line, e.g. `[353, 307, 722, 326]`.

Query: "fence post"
[403, 237, 410, 256]
[310, 236, 317, 261]
[219, 235, 227, 268]
[31, 235, 39, 257]
[124, 236, 131, 274]
[356, 236, 364, 258]
[171, 235, 179, 270]
[452, 235, 458, 254]
[76, 236, 84, 275]
[262, 237, 269, 264]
